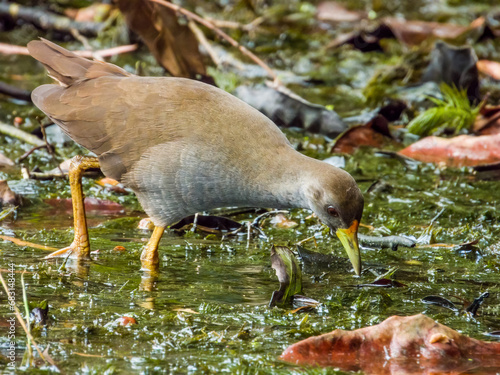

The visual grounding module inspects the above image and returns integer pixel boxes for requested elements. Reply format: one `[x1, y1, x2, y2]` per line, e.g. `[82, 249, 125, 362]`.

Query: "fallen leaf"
[0, 180, 19, 206]
[296, 246, 352, 273]
[421, 42, 479, 102]
[234, 83, 347, 137]
[477, 59, 500, 80]
[465, 292, 489, 316]
[316, 2, 366, 23]
[327, 17, 489, 51]
[0, 153, 14, 167]
[113, 246, 126, 252]
[269, 213, 298, 229]
[474, 104, 500, 135]
[399, 134, 500, 167]
[331, 115, 396, 154]
[281, 314, 500, 372]
[383, 17, 484, 46]
[358, 278, 407, 288]
[422, 295, 459, 311]
[269, 246, 302, 308]
[117, 0, 206, 78]
[171, 215, 241, 234]
[44, 198, 125, 215]
[64, 3, 113, 22]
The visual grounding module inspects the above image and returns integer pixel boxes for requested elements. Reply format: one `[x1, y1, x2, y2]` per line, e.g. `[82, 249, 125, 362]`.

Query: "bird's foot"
[43, 242, 91, 261]
[140, 247, 159, 274]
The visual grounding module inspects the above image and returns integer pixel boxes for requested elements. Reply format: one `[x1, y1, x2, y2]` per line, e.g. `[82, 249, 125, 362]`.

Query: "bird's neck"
[242, 150, 318, 211]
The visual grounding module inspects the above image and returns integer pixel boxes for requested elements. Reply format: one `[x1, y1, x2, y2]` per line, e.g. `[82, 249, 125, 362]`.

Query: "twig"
[0, 272, 49, 365]
[16, 145, 47, 163]
[430, 207, 446, 225]
[358, 234, 416, 251]
[0, 42, 138, 58]
[37, 119, 63, 176]
[0, 2, 104, 36]
[148, 0, 279, 82]
[23, 171, 66, 180]
[188, 20, 221, 66]
[295, 235, 318, 247]
[21, 272, 33, 365]
[117, 280, 130, 292]
[0, 234, 58, 251]
[206, 17, 265, 31]
[0, 122, 44, 147]
[57, 250, 73, 273]
[0, 81, 32, 101]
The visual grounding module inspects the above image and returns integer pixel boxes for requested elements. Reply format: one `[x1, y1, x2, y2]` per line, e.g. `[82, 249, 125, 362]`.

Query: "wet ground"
[1, 0, 500, 373]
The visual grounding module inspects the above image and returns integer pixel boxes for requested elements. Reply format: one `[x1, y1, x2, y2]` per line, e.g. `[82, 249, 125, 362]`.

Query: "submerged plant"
[407, 84, 481, 136]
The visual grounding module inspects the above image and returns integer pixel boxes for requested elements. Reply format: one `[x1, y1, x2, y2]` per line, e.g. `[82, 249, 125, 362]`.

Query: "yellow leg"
[45, 155, 100, 260]
[140, 226, 164, 272]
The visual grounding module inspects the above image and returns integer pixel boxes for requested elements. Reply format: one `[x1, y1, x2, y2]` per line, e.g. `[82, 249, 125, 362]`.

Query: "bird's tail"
[27, 38, 131, 87]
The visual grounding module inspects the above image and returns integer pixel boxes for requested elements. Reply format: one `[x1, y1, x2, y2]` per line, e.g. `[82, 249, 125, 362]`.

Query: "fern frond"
[407, 83, 480, 136]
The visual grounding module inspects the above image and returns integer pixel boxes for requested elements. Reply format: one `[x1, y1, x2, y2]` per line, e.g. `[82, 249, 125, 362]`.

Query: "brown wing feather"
[28, 39, 292, 189]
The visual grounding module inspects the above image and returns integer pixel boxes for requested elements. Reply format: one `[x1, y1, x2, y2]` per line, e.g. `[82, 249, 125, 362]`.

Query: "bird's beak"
[336, 220, 361, 276]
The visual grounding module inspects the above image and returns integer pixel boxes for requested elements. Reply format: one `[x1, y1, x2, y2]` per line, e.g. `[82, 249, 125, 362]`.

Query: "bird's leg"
[140, 226, 165, 272]
[44, 155, 100, 260]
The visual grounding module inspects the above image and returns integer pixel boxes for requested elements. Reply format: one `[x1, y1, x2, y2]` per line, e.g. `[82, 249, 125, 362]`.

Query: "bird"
[27, 38, 364, 276]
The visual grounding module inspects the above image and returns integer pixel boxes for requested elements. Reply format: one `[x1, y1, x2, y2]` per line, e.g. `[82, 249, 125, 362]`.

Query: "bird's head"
[305, 166, 364, 275]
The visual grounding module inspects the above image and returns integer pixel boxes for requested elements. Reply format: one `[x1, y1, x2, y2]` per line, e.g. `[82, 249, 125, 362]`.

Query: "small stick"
[117, 280, 130, 292]
[296, 235, 318, 247]
[0, 122, 44, 146]
[0, 273, 49, 365]
[16, 145, 47, 163]
[21, 272, 33, 364]
[37, 120, 63, 176]
[0, 42, 138, 58]
[188, 20, 221, 66]
[148, 0, 279, 82]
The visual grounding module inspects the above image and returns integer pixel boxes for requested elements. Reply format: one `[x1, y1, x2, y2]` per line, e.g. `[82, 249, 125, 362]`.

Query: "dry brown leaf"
[0, 180, 19, 206]
[117, 0, 206, 78]
[316, 2, 366, 23]
[331, 115, 396, 154]
[64, 3, 113, 23]
[281, 314, 500, 372]
[0, 153, 14, 167]
[477, 59, 500, 80]
[382, 17, 484, 46]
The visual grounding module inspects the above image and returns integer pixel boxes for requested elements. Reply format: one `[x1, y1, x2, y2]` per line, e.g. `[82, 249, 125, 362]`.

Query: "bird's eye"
[327, 206, 339, 217]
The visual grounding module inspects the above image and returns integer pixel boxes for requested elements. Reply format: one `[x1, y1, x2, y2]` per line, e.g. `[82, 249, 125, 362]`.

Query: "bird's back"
[28, 39, 291, 183]
[29, 39, 302, 225]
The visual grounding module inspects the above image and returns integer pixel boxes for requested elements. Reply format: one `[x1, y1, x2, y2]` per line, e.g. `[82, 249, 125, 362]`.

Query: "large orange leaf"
[399, 134, 500, 167]
[281, 314, 500, 374]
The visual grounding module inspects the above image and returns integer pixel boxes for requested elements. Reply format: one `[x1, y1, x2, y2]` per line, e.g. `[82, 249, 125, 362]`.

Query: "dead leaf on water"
[399, 134, 500, 167]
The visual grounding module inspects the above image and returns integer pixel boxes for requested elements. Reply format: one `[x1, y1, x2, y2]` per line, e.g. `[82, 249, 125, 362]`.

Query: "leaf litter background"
[0, 0, 500, 373]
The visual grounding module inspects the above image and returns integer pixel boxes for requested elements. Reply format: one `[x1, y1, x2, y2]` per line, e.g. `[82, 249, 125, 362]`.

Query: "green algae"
[0, 0, 499, 373]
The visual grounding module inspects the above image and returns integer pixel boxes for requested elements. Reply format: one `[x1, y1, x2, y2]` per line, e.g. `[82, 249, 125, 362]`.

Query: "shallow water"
[1, 0, 500, 373]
